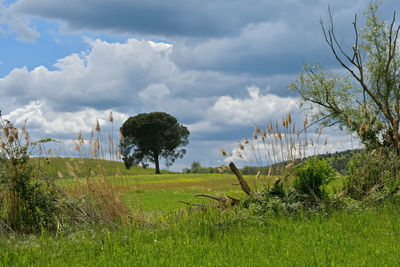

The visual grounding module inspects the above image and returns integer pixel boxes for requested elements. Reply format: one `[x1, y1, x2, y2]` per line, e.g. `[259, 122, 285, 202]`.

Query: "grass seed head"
[108, 111, 114, 123]
[220, 148, 227, 157]
[11, 127, 18, 140]
[238, 142, 245, 150]
[359, 119, 366, 137]
[267, 166, 272, 176]
[303, 116, 308, 131]
[243, 137, 249, 144]
[95, 120, 101, 132]
[78, 131, 84, 145]
[253, 132, 258, 140]
[8, 134, 14, 144]
[4, 127, 9, 138]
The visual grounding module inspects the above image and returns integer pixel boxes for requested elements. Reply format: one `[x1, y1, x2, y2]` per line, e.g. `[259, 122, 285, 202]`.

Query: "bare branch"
[229, 162, 252, 196]
[178, 201, 206, 208]
[195, 194, 224, 202]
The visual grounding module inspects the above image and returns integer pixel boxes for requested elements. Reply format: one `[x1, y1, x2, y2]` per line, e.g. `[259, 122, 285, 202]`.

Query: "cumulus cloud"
[0, 38, 289, 122]
[0, 38, 177, 111]
[4, 100, 128, 135]
[1, 0, 376, 169]
[209, 86, 298, 126]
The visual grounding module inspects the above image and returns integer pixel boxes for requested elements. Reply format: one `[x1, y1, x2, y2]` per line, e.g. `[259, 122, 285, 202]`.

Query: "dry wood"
[229, 162, 252, 196]
[195, 194, 224, 202]
[195, 194, 240, 208]
[178, 201, 206, 208]
[179, 162, 251, 210]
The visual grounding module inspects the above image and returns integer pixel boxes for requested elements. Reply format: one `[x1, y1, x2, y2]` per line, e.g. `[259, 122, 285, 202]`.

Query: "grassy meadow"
[33, 157, 262, 212]
[1, 157, 398, 266]
[2, 197, 400, 266]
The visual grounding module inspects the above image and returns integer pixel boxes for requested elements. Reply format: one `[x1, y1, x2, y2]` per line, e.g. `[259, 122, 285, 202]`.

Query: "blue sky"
[0, 0, 398, 170]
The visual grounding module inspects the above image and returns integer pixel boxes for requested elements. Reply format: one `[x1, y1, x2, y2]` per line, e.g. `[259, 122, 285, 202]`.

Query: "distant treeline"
[183, 149, 363, 175]
[182, 161, 233, 174]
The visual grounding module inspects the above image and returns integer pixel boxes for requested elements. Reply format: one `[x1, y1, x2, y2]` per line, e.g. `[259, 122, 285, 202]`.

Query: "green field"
[2, 201, 400, 266]
[36, 158, 268, 212]
[1, 158, 399, 266]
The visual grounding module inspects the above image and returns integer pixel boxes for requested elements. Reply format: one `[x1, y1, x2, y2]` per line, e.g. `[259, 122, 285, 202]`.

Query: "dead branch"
[178, 201, 206, 208]
[195, 194, 224, 202]
[229, 162, 252, 196]
[226, 195, 241, 206]
[179, 162, 251, 210]
[195, 194, 241, 208]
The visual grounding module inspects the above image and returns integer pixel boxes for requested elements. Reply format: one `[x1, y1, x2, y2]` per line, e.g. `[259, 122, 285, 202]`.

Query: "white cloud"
[209, 86, 298, 126]
[186, 121, 223, 134]
[0, 38, 178, 111]
[4, 101, 128, 135]
[0, 37, 289, 124]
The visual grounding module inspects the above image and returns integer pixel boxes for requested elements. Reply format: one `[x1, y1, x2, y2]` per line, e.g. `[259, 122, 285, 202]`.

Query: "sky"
[0, 0, 398, 171]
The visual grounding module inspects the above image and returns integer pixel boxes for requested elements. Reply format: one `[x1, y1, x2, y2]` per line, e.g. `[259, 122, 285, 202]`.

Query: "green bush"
[344, 151, 395, 200]
[293, 157, 335, 199]
[268, 182, 285, 198]
[0, 118, 93, 233]
[0, 133, 60, 233]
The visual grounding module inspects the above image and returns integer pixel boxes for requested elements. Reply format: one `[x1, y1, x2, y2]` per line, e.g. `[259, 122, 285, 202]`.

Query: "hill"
[31, 157, 173, 178]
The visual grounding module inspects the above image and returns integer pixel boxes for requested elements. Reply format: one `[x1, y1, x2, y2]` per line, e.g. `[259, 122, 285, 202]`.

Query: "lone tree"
[289, 1, 400, 154]
[119, 112, 189, 174]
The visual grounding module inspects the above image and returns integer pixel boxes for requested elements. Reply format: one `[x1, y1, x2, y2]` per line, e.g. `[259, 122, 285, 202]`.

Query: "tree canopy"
[119, 112, 189, 174]
[289, 1, 400, 154]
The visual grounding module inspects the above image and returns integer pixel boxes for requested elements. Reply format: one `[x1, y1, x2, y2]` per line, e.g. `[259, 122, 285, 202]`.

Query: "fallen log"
[195, 194, 240, 208]
[179, 162, 254, 209]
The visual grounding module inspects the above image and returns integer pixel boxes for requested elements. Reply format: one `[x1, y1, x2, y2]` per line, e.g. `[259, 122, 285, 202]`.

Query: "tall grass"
[0, 111, 139, 233]
[221, 113, 329, 192]
[2, 200, 400, 266]
[51, 112, 139, 227]
[0, 115, 64, 233]
[244, 114, 326, 164]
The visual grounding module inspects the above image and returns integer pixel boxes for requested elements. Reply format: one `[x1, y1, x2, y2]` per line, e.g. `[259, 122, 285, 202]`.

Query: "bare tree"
[289, 1, 400, 154]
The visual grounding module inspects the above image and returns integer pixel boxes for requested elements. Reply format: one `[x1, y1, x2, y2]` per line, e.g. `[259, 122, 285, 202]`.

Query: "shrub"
[344, 150, 396, 200]
[0, 118, 61, 233]
[268, 182, 285, 198]
[293, 157, 335, 200]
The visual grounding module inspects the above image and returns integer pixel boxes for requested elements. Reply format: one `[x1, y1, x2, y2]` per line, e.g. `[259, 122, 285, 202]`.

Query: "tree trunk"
[154, 155, 160, 174]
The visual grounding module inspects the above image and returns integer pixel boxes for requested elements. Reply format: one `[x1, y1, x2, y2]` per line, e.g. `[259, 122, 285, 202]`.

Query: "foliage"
[182, 161, 232, 174]
[293, 157, 335, 199]
[267, 181, 285, 198]
[4, 200, 400, 266]
[236, 149, 360, 176]
[0, 117, 60, 233]
[344, 149, 398, 200]
[0, 114, 137, 234]
[288, 1, 400, 154]
[120, 112, 189, 174]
